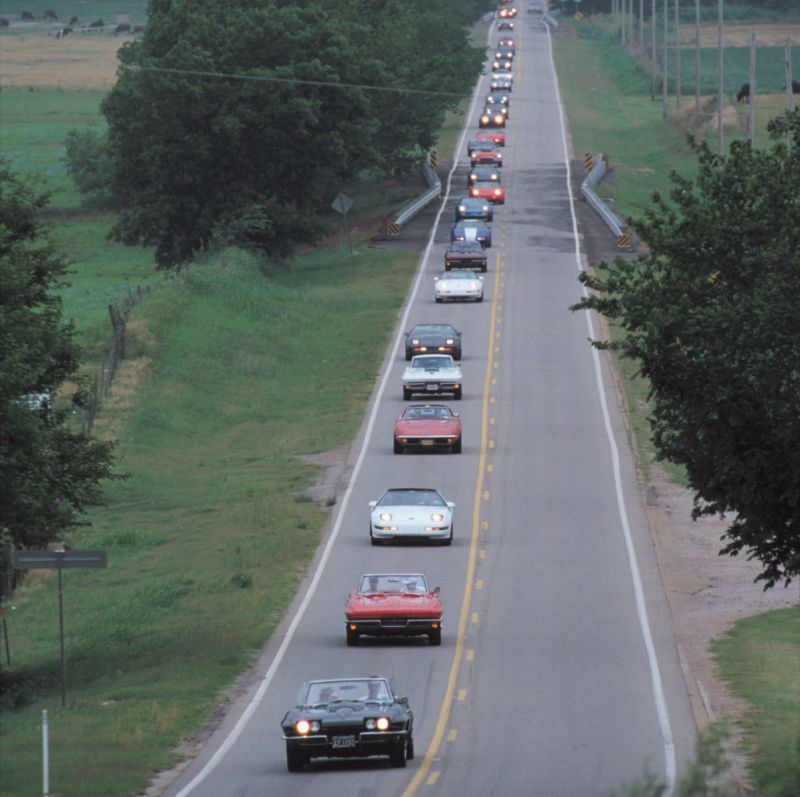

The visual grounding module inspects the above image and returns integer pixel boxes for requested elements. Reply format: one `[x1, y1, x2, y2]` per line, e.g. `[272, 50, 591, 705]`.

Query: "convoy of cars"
[283, 6, 518, 773]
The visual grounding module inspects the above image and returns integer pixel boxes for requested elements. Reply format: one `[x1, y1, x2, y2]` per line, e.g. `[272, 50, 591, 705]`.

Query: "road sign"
[330, 192, 354, 216]
[13, 550, 107, 570]
[13, 549, 107, 706]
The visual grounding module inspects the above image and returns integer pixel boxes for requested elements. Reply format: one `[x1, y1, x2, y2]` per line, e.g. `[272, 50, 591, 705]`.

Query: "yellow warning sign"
[387, 223, 400, 237]
[617, 234, 631, 248]
[584, 152, 594, 172]
[575, 12, 583, 21]
[429, 149, 438, 168]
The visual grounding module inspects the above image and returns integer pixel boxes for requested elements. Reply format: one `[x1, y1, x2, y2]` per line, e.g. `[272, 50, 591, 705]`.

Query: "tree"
[94, 0, 487, 267]
[573, 111, 800, 588]
[0, 162, 118, 564]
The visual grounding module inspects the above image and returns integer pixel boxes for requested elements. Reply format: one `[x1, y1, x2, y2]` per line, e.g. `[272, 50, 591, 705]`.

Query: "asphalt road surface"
[164, 15, 696, 797]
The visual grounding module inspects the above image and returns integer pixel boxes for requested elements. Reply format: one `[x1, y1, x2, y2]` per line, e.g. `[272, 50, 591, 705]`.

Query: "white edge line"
[172, 29, 491, 797]
[544, 22, 678, 797]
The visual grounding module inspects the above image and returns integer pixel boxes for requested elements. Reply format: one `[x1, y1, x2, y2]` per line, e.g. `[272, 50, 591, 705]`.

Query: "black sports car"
[281, 678, 414, 770]
[405, 323, 462, 360]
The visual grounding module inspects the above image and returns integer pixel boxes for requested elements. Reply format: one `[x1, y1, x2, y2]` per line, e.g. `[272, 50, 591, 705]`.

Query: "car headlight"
[446, 338, 454, 344]
[365, 718, 376, 730]
[469, 282, 478, 289]
[411, 338, 419, 344]
[376, 717, 390, 731]
[295, 720, 311, 735]
[431, 512, 444, 522]
[379, 512, 392, 521]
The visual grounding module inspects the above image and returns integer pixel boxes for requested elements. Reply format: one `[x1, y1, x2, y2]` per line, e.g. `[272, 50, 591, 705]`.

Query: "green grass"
[0, 1, 149, 24]
[0, 244, 419, 797]
[711, 607, 800, 797]
[555, 17, 799, 794]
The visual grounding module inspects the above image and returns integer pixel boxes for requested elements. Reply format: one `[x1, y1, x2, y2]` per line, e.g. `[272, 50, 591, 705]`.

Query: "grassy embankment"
[554, 16, 800, 795]
[0, 29, 477, 795]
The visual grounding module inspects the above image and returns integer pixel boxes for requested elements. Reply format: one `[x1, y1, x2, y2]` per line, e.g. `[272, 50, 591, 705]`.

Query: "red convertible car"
[476, 129, 505, 147]
[345, 573, 443, 646]
[470, 181, 506, 204]
[393, 404, 462, 454]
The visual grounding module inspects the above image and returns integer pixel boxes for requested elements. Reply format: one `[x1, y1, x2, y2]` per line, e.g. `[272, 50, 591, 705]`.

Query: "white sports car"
[369, 488, 455, 545]
[402, 355, 463, 400]
[434, 270, 484, 303]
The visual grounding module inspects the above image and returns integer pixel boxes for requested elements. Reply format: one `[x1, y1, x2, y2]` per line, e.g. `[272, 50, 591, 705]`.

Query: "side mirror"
[396, 696, 408, 706]
[368, 501, 377, 509]
[433, 586, 441, 595]
[446, 501, 455, 509]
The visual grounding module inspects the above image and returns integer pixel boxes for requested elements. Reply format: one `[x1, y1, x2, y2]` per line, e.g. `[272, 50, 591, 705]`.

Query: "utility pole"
[675, 0, 682, 108]
[652, 0, 657, 100]
[718, 0, 724, 154]
[639, 0, 644, 52]
[786, 37, 795, 111]
[695, 0, 701, 121]
[663, 0, 669, 117]
[629, 0, 635, 45]
[622, 0, 627, 46]
[747, 32, 756, 142]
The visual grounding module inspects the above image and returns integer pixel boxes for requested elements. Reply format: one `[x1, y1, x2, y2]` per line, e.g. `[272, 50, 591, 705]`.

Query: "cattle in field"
[114, 23, 131, 35]
[785, 80, 800, 94]
[44, 10, 58, 20]
[89, 19, 105, 28]
[69, 15, 79, 26]
[21, 10, 34, 20]
[56, 26, 72, 38]
[736, 83, 750, 103]
[0, 17, 9, 27]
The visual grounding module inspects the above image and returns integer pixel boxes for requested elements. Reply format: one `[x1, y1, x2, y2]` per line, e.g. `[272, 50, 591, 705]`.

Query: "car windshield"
[305, 679, 392, 705]
[403, 406, 452, 421]
[410, 356, 452, 370]
[378, 488, 446, 507]
[410, 324, 455, 336]
[450, 242, 483, 253]
[358, 574, 428, 595]
[445, 270, 479, 279]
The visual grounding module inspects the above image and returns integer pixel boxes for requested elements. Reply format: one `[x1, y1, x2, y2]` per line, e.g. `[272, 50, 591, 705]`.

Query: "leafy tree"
[573, 111, 800, 588]
[0, 162, 118, 563]
[94, 0, 487, 267]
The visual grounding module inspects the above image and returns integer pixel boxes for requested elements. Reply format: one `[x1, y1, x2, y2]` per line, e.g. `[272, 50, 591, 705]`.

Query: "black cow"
[89, 18, 105, 28]
[56, 26, 72, 38]
[785, 80, 800, 94]
[21, 10, 34, 20]
[44, 10, 58, 20]
[69, 15, 79, 26]
[0, 17, 9, 27]
[736, 83, 750, 103]
[114, 23, 131, 35]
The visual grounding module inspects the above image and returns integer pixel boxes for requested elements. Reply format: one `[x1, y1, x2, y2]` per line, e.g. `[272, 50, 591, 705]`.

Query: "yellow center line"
[400, 178, 504, 797]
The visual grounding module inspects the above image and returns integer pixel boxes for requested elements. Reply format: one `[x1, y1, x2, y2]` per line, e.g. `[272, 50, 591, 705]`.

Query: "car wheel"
[286, 744, 307, 772]
[453, 387, 462, 400]
[476, 296, 484, 303]
[370, 528, 382, 546]
[440, 525, 453, 546]
[452, 438, 462, 454]
[393, 439, 403, 454]
[403, 387, 412, 401]
[429, 628, 442, 646]
[405, 349, 412, 362]
[407, 734, 415, 760]
[346, 628, 359, 647]
[481, 265, 487, 273]
[435, 297, 443, 303]
[389, 739, 407, 768]
[454, 349, 462, 361]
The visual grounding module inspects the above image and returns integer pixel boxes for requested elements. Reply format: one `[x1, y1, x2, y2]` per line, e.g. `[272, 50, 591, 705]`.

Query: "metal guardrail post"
[580, 154, 633, 251]
[385, 153, 443, 238]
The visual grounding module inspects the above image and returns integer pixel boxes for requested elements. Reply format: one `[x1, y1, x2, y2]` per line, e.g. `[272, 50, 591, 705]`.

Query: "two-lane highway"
[165, 14, 695, 797]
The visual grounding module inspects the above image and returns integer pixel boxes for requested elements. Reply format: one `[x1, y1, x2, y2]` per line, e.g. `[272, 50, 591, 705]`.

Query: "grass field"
[0, 243, 419, 797]
[555, 15, 800, 792]
[0, 0, 148, 25]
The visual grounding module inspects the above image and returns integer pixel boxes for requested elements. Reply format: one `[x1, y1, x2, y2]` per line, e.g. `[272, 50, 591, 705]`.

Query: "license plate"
[421, 440, 434, 446]
[332, 735, 356, 749]
[426, 384, 439, 391]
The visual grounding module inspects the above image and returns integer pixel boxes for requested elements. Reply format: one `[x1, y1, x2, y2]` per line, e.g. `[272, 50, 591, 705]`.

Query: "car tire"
[403, 387, 412, 401]
[452, 438, 462, 454]
[477, 296, 484, 303]
[389, 739, 407, 768]
[346, 629, 359, 647]
[405, 350, 412, 362]
[393, 439, 403, 454]
[453, 350, 462, 361]
[453, 387, 462, 400]
[407, 734, 415, 760]
[435, 297, 443, 303]
[286, 744, 306, 772]
[440, 526, 453, 546]
[370, 528, 382, 546]
[429, 628, 442, 646]
[481, 265, 487, 273]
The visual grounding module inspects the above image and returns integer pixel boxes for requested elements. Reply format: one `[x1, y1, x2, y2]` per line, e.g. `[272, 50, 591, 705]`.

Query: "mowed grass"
[555, 16, 800, 793]
[711, 607, 800, 797]
[0, 243, 419, 797]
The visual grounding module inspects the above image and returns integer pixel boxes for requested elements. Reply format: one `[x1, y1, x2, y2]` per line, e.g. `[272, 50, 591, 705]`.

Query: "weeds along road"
[163, 15, 697, 797]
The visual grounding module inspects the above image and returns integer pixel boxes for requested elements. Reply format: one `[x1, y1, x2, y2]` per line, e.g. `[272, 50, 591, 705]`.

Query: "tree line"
[66, 0, 493, 268]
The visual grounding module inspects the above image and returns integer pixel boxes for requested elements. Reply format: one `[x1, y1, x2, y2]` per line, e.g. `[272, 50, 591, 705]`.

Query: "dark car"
[281, 678, 414, 770]
[451, 219, 492, 247]
[479, 108, 506, 128]
[405, 323, 462, 361]
[497, 35, 515, 47]
[497, 19, 515, 30]
[495, 47, 515, 61]
[485, 90, 510, 106]
[483, 100, 509, 120]
[455, 196, 493, 222]
[445, 241, 487, 272]
[468, 165, 501, 186]
[492, 58, 513, 71]
[490, 75, 513, 92]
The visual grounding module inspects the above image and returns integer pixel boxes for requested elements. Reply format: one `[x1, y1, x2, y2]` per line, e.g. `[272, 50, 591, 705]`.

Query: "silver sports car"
[402, 354, 463, 400]
[434, 270, 484, 303]
[369, 488, 455, 545]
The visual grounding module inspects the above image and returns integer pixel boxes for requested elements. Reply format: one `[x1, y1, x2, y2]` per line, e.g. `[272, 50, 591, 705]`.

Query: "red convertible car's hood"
[346, 593, 443, 619]
[394, 419, 461, 436]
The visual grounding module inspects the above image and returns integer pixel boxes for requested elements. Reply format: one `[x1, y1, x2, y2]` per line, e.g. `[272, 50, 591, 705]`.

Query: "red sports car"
[476, 130, 506, 146]
[345, 573, 443, 646]
[393, 404, 462, 454]
[470, 181, 506, 204]
[471, 149, 503, 167]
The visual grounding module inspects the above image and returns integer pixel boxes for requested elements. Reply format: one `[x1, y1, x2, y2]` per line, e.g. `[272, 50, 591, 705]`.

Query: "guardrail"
[543, 10, 560, 30]
[385, 154, 442, 238]
[580, 153, 632, 250]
